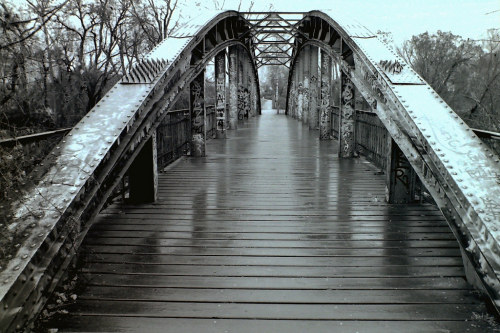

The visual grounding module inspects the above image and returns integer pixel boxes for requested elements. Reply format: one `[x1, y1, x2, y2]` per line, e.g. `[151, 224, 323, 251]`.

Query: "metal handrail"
[0, 105, 221, 148]
[0, 128, 72, 148]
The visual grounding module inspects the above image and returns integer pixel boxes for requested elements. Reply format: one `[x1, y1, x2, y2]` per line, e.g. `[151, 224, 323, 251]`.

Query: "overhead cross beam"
[241, 12, 309, 68]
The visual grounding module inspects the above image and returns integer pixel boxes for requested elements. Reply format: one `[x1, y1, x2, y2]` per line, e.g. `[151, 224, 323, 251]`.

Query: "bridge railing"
[156, 109, 190, 169]
[331, 106, 388, 170]
[156, 105, 217, 170]
[330, 106, 500, 166]
[472, 128, 500, 156]
[0, 128, 72, 201]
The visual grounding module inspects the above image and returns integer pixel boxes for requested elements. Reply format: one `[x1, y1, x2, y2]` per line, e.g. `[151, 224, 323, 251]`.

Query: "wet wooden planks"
[46, 111, 495, 332]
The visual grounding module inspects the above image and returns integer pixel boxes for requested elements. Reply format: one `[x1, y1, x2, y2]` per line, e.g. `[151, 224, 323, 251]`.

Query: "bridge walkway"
[47, 110, 493, 332]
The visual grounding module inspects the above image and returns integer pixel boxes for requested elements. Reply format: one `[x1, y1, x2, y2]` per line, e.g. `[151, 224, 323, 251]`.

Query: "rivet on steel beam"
[478, 209, 484, 213]
[22, 254, 28, 259]
[14, 266, 20, 271]
[485, 217, 491, 222]
[467, 193, 473, 197]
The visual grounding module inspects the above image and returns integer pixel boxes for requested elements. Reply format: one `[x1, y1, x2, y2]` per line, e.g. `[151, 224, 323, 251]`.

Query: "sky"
[187, 0, 500, 45]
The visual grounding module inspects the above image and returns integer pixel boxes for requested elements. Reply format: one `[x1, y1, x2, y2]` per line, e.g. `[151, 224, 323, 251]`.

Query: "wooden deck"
[47, 110, 494, 332]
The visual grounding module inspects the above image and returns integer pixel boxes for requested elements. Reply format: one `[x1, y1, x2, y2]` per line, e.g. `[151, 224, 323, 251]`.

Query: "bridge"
[0, 10, 499, 332]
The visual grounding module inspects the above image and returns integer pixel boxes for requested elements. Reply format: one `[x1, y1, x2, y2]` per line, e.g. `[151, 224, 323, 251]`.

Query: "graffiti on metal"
[340, 75, 355, 157]
[379, 59, 404, 75]
[215, 53, 226, 132]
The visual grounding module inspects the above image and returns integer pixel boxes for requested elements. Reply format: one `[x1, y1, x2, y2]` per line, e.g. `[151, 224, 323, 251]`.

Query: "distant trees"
[260, 65, 288, 109]
[398, 30, 500, 131]
[0, 0, 181, 138]
[0, 0, 182, 201]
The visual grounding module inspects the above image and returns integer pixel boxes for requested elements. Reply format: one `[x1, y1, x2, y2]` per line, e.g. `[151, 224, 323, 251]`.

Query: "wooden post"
[386, 138, 416, 203]
[128, 132, 158, 203]
[215, 50, 226, 139]
[302, 46, 310, 125]
[339, 72, 356, 157]
[190, 70, 205, 157]
[319, 50, 332, 140]
[309, 46, 319, 130]
[228, 46, 238, 130]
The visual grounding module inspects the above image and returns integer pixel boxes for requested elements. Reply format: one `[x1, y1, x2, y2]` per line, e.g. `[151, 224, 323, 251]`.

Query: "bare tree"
[398, 30, 500, 132]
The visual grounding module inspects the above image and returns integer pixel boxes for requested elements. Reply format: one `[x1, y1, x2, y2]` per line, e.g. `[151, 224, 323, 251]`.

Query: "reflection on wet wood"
[46, 111, 492, 332]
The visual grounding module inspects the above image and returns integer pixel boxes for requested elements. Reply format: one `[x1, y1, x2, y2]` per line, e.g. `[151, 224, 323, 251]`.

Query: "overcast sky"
[188, 0, 499, 45]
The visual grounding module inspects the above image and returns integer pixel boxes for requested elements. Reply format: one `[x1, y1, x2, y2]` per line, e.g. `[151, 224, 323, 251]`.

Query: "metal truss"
[241, 12, 308, 68]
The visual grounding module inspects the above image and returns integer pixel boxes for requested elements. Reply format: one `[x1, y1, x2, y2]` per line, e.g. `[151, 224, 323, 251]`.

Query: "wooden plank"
[84, 253, 463, 266]
[83, 245, 462, 257]
[83, 237, 462, 248]
[79, 286, 482, 304]
[93, 217, 449, 225]
[86, 230, 456, 240]
[45, 317, 494, 333]
[62, 300, 486, 321]
[82, 263, 465, 277]
[80, 274, 474, 290]
[90, 224, 454, 233]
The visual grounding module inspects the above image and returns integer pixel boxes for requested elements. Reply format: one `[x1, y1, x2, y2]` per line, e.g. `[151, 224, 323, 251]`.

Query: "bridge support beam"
[309, 46, 319, 130]
[338, 72, 356, 158]
[215, 50, 226, 139]
[302, 46, 310, 125]
[128, 133, 158, 203]
[190, 70, 206, 157]
[319, 50, 332, 140]
[291, 69, 298, 118]
[237, 51, 245, 120]
[243, 58, 251, 119]
[386, 139, 416, 203]
[250, 74, 257, 117]
[228, 46, 238, 130]
[297, 53, 304, 121]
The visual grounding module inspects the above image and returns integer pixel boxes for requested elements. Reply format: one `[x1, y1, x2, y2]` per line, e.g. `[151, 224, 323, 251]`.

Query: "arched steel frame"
[285, 10, 500, 313]
[0, 10, 261, 331]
